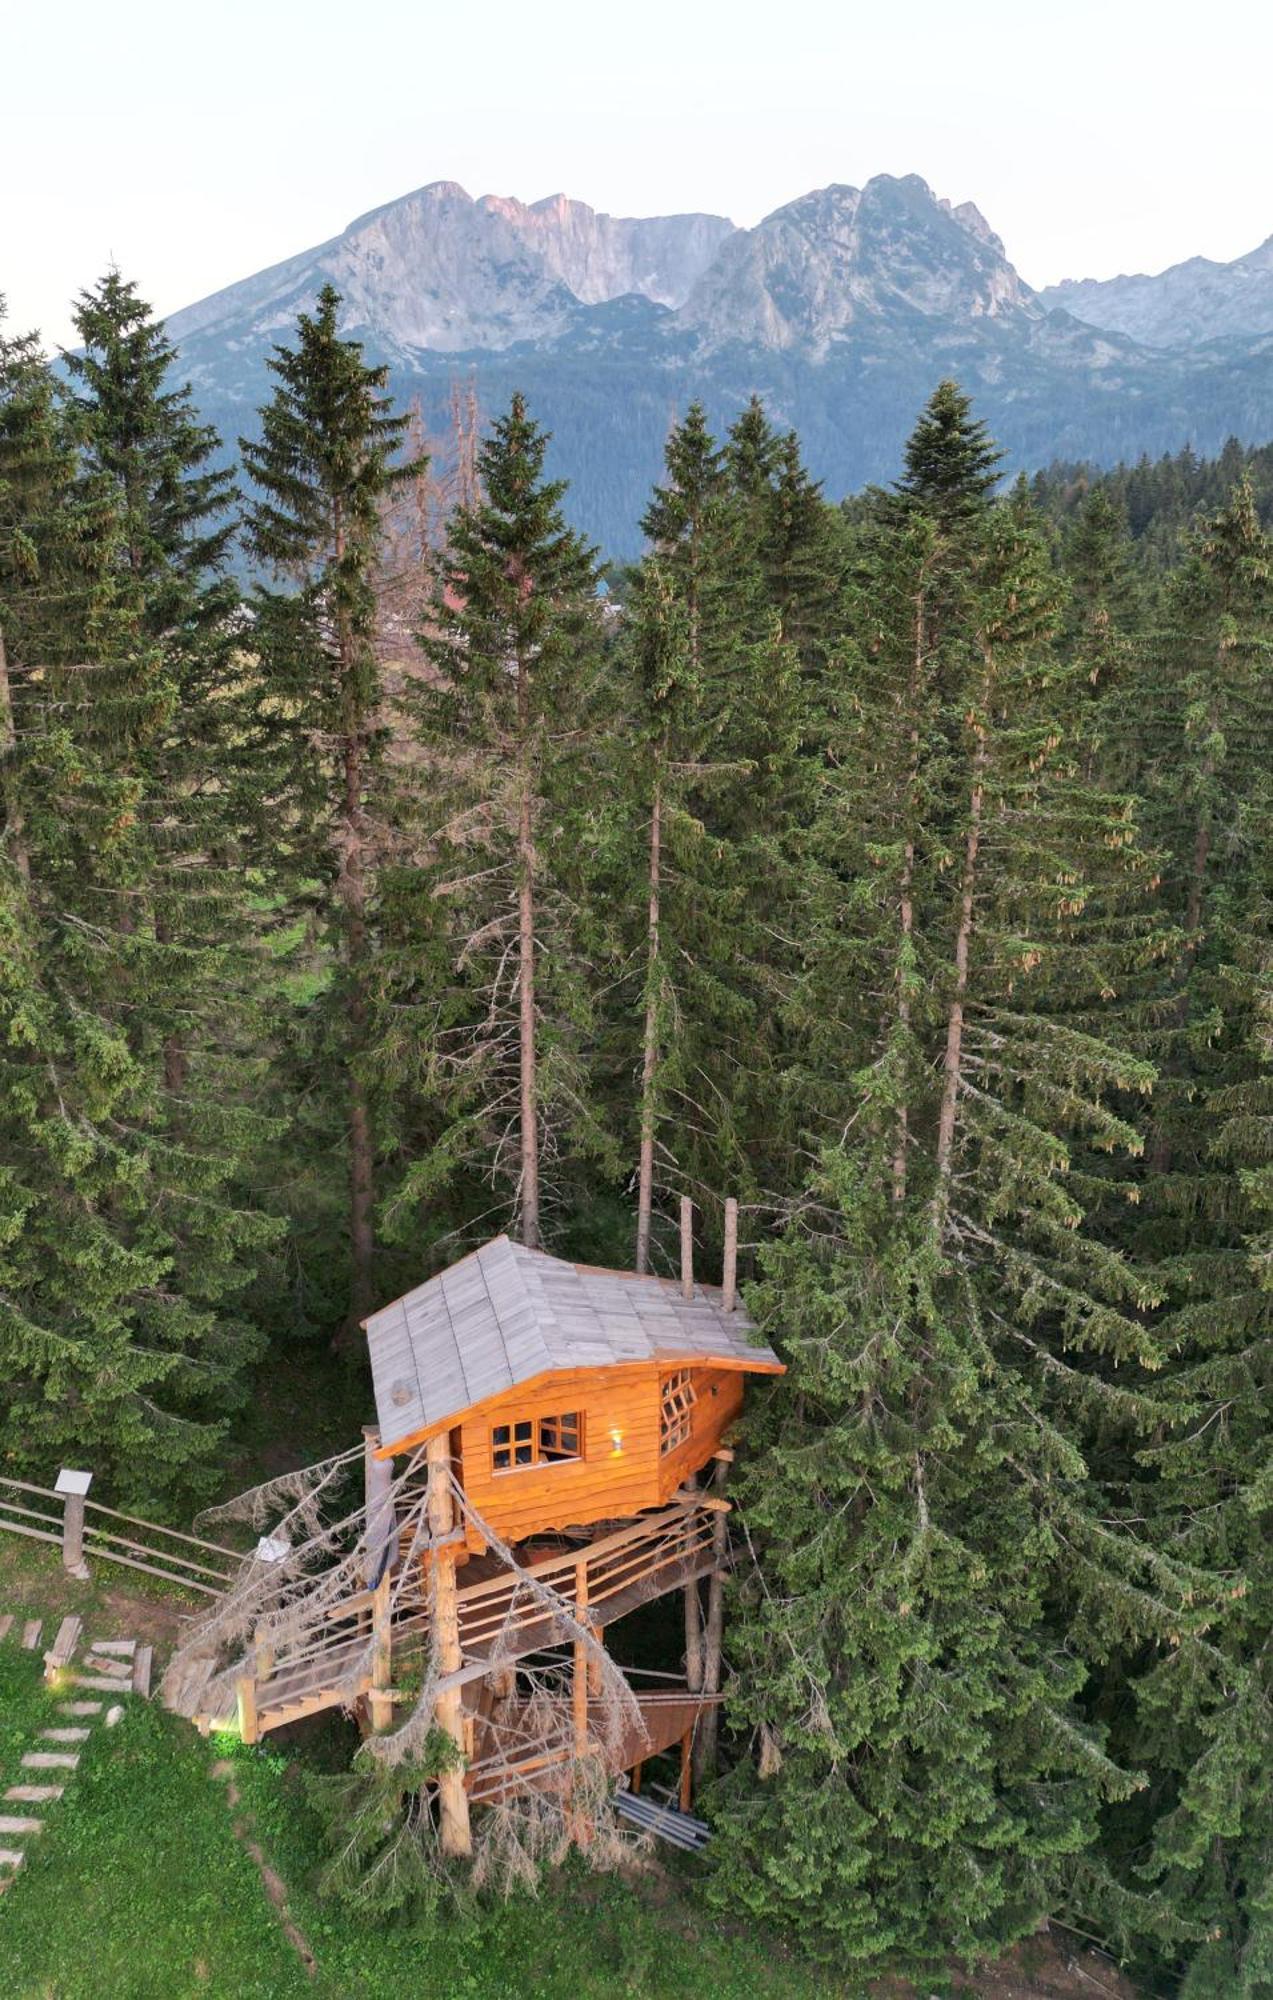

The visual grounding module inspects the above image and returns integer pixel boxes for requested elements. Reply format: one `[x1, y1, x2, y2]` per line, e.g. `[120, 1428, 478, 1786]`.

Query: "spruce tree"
[710, 395, 1210, 1980]
[1094, 484, 1273, 1994]
[0, 309, 272, 1497]
[241, 284, 417, 1332]
[404, 392, 606, 1250]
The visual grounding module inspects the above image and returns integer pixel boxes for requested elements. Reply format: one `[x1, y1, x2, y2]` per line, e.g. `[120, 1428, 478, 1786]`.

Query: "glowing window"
[492, 1413, 582, 1472]
[660, 1370, 696, 1455]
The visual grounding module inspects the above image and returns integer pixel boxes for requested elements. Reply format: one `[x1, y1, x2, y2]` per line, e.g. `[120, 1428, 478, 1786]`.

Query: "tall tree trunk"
[635, 759, 664, 1273]
[933, 647, 992, 1223]
[0, 624, 31, 884]
[333, 502, 375, 1339]
[516, 654, 541, 1249]
[893, 581, 926, 1204]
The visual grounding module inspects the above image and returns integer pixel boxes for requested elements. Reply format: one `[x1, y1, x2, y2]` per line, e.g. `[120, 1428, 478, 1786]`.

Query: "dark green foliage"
[0, 304, 274, 1499]
[241, 283, 419, 1330]
[2, 275, 1271, 1992]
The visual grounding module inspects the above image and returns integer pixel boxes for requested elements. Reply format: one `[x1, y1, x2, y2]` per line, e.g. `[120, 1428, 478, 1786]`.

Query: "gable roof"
[364, 1233, 782, 1453]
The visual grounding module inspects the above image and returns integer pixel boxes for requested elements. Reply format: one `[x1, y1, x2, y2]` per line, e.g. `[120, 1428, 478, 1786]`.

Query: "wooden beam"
[236, 1674, 259, 1746]
[722, 1197, 738, 1312]
[679, 1727, 693, 1813]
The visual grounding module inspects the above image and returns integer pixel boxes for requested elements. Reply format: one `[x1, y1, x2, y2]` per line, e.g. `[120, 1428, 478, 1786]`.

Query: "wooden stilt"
[694, 1454, 731, 1786]
[236, 1674, 259, 1746]
[630, 1760, 642, 1796]
[679, 1727, 693, 1813]
[368, 1568, 393, 1731]
[572, 1559, 590, 1761]
[426, 1431, 472, 1857]
[684, 1471, 704, 1693]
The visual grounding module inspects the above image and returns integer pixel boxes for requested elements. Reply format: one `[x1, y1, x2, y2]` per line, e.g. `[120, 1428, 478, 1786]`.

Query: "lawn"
[0, 1629, 837, 2000]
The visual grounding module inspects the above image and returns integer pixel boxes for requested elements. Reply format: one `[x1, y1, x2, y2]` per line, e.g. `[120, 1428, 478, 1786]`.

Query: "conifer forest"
[0, 274, 1269, 1998]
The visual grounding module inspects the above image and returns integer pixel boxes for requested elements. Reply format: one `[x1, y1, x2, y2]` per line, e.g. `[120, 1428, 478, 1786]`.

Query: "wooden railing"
[245, 1499, 720, 1734]
[0, 1470, 240, 1597]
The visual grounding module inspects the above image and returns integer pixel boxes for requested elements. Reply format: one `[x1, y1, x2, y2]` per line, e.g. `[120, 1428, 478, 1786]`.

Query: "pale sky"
[6, 0, 1272, 350]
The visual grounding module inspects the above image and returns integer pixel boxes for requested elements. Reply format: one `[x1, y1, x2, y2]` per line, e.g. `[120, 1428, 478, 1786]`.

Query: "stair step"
[43, 1615, 82, 1672]
[21, 1752, 79, 1770]
[85, 1655, 131, 1678]
[132, 1644, 153, 1697]
[5, 1785, 64, 1804]
[89, 1639, 136, 1656]
[0, 1816, 42, 1835]
[71, 1674, 134, 1693]
[40, 1728, 90, 1744]
[0, 1849, 26, 1869]
[0, 1616, 13, 1642]
[21, 1621, 42, 1650]
[59, 1702, 103, 1717]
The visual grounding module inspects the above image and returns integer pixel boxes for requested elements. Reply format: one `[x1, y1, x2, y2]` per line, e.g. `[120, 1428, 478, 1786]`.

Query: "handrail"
[81, 1522, 236, 1587]
[0, 1473, 63, 1502]
[81, 1498, 240, 1560]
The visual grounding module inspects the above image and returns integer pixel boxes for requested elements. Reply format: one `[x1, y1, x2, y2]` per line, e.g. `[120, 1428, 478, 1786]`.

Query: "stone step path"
[0, 1611, 153, 1893]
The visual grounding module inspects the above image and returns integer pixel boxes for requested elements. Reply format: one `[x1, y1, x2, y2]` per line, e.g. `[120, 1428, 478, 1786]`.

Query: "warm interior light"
[610, 1428, 623, 1452]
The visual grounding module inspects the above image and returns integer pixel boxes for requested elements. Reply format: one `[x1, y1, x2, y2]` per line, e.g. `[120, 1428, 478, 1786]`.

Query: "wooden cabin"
[362, 1233, 783, 1554]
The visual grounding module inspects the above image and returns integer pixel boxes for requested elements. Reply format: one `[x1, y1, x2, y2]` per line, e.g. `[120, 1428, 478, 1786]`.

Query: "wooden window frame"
[491, 1411, 583, 1474]
[659, 1369, 697, 1455]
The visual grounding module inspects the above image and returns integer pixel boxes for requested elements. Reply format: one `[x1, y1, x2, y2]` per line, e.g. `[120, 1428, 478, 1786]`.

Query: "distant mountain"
[1040, 235, 1273, 349]
[164, 174, 1273, 557]
[168, 182, 735, 355]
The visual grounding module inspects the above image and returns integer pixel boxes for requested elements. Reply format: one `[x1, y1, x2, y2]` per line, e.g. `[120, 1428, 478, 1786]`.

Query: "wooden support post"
[683, 1467, 704, 1692]
[362, 1423, 394, 1586]
[253, 1624, 275, 1684]
[680, 1194, 694, 1300]
[55, 1469, 92, 1581]
[679, 1727, 693, 1813]
[722, 1196, 738, 1312]
[630, 1760, 642, 1796]
[368, 1567, 393, 1732]
[426, 1431, 472, 1858]
[572, 1558, 591, 1760]
[694, 1454, 731, 1786]
[236, 1674, 259, 1745]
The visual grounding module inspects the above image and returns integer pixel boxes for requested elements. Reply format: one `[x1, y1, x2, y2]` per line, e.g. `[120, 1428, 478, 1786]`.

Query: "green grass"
[0, 1635, 838, 2000]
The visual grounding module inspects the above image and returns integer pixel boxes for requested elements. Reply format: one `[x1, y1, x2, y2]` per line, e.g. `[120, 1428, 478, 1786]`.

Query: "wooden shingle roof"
[364, 1233, 782, 1452]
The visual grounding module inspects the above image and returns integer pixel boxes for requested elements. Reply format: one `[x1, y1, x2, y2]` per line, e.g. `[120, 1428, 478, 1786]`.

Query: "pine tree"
[404, 392, 606, 1250]
[897, 377, 1003, 524]
[241, 284, 418, 1333]
[0, 309, 272, 1497]
[1094, 485, 1273, 1994]
[617, 405, 805, 1271]
[710, 397, 1209, 1979]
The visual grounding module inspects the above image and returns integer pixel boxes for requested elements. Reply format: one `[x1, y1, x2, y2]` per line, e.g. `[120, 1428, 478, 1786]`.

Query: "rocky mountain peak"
[677, 172, 1036, 355]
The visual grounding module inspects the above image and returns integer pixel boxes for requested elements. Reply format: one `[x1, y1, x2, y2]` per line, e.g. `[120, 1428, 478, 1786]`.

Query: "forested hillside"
[1, 277, 1268, 1997]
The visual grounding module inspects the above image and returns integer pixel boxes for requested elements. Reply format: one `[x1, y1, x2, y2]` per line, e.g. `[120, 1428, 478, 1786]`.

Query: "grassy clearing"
[0, 1639, 836, 2000]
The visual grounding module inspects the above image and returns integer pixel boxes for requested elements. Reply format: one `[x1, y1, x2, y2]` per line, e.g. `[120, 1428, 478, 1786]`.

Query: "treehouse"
[168, 1205, 783, 1858]
[363, 1232, 782, 1553]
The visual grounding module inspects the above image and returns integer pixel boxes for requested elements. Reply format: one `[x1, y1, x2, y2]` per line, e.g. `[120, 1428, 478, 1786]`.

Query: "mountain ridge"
[163, 172, 1273, 556]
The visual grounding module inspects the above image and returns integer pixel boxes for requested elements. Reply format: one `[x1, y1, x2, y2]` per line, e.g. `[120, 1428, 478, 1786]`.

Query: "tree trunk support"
[426, 1432, 472, 1856]
[694, 1455, 730, 1786]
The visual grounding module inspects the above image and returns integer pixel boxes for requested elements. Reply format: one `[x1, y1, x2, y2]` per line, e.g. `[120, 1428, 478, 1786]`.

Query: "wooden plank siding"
[442, 1360, 749, 1551]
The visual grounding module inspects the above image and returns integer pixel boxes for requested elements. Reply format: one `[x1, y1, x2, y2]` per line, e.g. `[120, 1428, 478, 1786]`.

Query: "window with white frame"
[659, 1369, 696, 1454]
